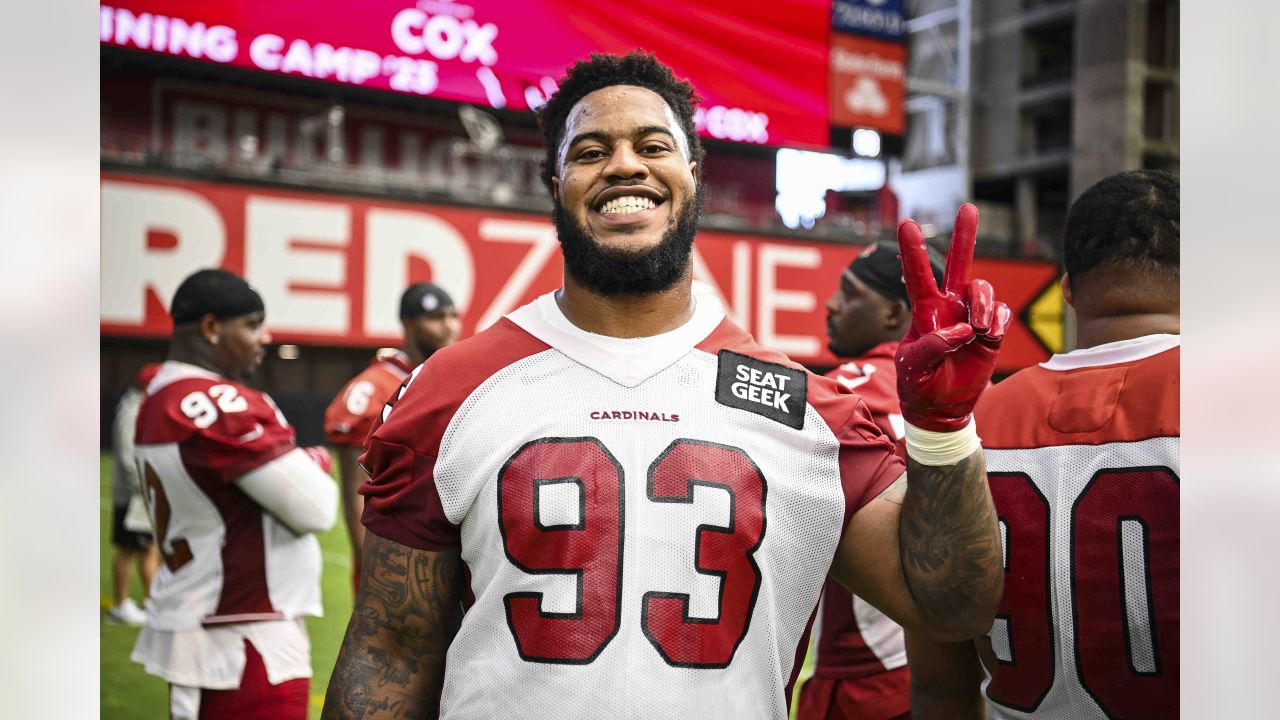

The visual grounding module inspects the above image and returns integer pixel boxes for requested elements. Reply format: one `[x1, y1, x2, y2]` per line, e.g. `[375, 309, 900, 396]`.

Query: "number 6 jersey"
[359, 288, 905, 719]
[972, 334, 1179, 719]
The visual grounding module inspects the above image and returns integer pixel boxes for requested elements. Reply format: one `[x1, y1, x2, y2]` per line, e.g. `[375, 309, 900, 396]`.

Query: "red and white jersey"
[973, 334, 1179, 720]
[825, 342, 904, 440]
[134, 361, 324, 630]
[325, 348, 415, 447]
[804, 342, 908, 690]
[360, 288, 905, 719]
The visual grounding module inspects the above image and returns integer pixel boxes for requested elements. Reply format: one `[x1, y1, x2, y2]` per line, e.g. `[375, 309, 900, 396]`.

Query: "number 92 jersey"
[359, 290, 904, 719]
[134, 361, 322, 630]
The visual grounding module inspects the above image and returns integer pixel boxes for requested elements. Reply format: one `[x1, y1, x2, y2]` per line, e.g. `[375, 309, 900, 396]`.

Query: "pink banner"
[100, 0, 831, 148]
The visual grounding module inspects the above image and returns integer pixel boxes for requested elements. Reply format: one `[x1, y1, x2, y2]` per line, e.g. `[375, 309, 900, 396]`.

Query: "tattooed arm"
[333, 445, 369, 573]
[829, 450, 1002, 641]
[322, 531, 463, 719]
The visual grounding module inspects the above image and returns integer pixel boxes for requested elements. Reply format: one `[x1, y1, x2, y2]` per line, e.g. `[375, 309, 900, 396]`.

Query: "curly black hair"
[1064, 169, 1179, 283]
[536, 51, 704, 195]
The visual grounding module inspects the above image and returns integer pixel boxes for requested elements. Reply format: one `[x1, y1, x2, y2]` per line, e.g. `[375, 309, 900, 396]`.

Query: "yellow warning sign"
[1027, 279, 1065, 354]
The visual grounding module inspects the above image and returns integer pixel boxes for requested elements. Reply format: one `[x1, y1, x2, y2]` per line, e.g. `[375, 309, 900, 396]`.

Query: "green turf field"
[101, 452, 817, 718]
[100, 454, 355, 719]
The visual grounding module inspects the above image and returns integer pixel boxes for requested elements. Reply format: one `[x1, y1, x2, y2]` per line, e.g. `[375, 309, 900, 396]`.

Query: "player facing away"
[130, 269, 339, 720]
[325, 282, 460, 588]
[906, 170, 1180, 720]
[323, 51, 1011, 720]
[794, 243, 945, 720]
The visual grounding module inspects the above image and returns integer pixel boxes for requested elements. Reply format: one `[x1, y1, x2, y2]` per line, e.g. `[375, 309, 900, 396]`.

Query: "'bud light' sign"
[832, 0, 906, 41]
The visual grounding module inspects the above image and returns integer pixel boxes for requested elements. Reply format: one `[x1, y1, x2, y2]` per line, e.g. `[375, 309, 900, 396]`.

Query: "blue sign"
[832, 0, 906, 41]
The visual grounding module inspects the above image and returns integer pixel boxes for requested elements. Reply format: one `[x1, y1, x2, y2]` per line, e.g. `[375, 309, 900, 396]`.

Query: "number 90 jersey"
[973, 335, 1179, 719]
[360, 291, 904, 719]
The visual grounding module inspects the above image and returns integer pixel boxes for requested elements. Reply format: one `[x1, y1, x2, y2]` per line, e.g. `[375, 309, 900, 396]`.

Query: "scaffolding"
[893, 0, 973, 233]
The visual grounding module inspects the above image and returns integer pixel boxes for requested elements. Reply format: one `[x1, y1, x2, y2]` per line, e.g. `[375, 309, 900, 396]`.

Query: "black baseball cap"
[848, 242, 946, 307]
[399, 282, 456, 319]
[170, 269, 265, 325]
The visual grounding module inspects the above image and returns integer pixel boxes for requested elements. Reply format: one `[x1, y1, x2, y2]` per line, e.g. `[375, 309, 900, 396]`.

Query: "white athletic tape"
[904, 419, 982, 466]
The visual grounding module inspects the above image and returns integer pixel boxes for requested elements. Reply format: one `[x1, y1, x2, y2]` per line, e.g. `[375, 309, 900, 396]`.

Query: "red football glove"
[303, 445, 333, 474]
[895, 204, 1012, 432]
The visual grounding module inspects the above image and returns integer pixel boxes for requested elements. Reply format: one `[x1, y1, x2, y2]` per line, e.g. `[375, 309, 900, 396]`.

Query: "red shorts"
[169, 639, 309, 720]
[796, 666, 911, 720]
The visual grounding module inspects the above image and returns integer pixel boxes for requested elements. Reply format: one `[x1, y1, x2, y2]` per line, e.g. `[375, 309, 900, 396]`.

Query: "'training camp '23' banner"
[100, 0, 832, 149]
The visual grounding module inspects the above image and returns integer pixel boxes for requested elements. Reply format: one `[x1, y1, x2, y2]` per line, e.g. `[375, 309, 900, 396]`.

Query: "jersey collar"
[840, 341, 898, 365]
[373, 348, 415, 376]
[1040, 333, 1180, 371]
[148, 360, 222, 394]
[506, 281, 726, 388]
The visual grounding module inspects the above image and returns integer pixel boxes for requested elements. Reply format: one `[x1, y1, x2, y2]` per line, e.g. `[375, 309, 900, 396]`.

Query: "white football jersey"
[974, 336, 1179, 720]
[360, 289, 905, 719]
[134, 362, 324, 630]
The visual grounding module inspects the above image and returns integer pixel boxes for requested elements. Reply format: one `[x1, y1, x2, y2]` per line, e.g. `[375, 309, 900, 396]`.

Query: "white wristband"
[903, 419, 982, 466]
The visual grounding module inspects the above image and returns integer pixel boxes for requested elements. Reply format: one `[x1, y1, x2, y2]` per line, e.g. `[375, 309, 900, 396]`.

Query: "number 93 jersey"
[973, 335, 1179, 720]
[360, 289, 905, 719]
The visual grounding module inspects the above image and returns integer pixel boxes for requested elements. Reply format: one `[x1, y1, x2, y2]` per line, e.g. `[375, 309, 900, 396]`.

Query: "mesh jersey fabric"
[359, 289, 905, 719]
[973, 335, 1179, 720]
[324, 349, 414, 446]
[132, 361, 323, 689]
[134, 361, 324, 629]
[796, 342, 909, 720]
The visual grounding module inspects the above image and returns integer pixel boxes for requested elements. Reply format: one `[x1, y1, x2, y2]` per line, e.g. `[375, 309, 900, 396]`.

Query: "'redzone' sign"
[99, 171, 1059, 372]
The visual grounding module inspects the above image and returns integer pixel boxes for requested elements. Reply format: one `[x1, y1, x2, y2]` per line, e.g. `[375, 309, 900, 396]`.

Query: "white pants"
[169, 685, 201, 720]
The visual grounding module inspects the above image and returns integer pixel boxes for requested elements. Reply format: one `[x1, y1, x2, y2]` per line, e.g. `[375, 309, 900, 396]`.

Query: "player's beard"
[412, 336, 435, 361]
[411, 334, 446, 362]
[553, 184, 705, 296]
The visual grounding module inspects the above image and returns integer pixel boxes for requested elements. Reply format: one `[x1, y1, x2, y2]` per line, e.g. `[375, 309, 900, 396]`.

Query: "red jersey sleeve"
[358, 356, 463, 551]
[324, 367, 401, 447]
[359, 320, 551, 552]
[149, 379, 298, 484]
[809, 375, 907, 529]
[825, 351, 902, 440]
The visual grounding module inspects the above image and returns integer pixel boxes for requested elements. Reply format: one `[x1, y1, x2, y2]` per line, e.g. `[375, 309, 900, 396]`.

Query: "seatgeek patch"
[715, 350, 807, 429]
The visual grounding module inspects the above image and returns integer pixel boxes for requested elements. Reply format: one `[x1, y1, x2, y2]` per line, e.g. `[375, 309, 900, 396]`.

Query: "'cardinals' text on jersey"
[359, 289, 905, 719]
[134, 362, 323, 629]
[325, 349, 415, 447]
[973, 334, 1179, 720]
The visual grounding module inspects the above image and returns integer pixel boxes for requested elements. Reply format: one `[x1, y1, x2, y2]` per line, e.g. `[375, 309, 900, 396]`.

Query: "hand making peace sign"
[895, 204, 1012, 433]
